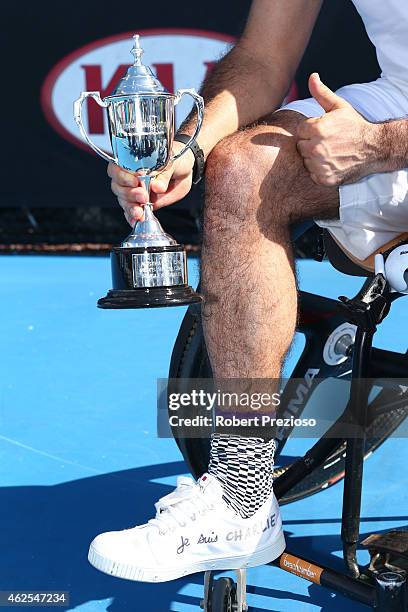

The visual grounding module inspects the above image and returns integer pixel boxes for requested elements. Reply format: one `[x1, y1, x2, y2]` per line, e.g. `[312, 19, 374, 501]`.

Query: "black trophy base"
[98, 245, 202, 309]
[98, 285, 202, 309]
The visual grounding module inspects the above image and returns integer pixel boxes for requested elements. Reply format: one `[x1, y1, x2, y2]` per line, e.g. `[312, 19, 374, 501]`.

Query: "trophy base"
[97, 286, 202, 309]
[98, 245, 202, 309]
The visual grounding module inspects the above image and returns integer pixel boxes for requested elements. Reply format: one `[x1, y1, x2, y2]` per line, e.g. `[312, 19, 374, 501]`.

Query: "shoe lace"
[148, 477, 214, 534]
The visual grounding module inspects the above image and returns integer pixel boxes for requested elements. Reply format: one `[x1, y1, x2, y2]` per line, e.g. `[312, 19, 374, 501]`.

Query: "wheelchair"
[168, 222, 408, 611]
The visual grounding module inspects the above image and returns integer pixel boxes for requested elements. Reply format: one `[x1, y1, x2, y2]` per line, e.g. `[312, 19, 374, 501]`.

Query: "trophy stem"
[136, 174, 155, 225]
[143, 202, 154, 222]
[129, 201, 155, 236]
[138, 174, 152, 206]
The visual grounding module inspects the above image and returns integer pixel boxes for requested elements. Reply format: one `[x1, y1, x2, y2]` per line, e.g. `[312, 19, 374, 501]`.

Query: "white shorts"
[280, 77, 408, 260]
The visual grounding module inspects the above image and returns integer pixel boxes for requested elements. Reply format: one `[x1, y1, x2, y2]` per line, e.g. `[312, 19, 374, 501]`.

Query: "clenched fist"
[108, 142, 195, 226]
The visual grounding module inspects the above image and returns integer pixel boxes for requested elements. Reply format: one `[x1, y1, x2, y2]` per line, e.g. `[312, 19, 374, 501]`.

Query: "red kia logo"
[41, 29, 235, 154]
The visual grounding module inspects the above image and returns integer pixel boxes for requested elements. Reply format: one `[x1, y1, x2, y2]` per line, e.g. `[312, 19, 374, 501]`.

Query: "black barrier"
[1, 0, 380, 245]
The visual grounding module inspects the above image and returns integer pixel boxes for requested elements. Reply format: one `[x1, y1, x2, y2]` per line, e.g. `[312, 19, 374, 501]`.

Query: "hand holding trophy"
[74, 34, 204, 308]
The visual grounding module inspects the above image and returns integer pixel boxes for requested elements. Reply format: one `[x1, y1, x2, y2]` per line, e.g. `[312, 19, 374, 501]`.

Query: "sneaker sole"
[88, 529, 286, 583]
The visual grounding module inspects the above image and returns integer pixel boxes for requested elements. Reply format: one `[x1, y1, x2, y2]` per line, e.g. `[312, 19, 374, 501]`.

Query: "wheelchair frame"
[169, 228, 408, 610]
[269, 272, 406, 610]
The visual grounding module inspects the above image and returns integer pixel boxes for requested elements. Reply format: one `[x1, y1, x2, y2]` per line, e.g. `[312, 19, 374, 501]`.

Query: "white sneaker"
[88, 473, 286, 582]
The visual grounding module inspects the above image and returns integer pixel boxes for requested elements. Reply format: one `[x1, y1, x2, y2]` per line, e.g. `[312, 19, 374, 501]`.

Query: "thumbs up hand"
[297, 73, 380, 186]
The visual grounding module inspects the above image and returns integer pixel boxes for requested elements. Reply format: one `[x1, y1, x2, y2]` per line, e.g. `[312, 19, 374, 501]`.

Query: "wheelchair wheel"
[210, 577, 237, 612]
[169, 299, 408, 504]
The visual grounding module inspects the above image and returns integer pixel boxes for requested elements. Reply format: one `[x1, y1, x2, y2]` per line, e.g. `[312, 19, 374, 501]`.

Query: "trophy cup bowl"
[73, 34, 204, 309]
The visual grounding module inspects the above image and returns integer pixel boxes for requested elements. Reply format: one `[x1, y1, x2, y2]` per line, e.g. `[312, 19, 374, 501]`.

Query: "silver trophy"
[73, 34, 204, 308]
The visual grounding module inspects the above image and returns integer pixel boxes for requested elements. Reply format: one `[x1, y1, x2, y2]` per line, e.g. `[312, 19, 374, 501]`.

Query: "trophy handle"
[73, 92, 117, 164]
[170, 89, 204, 162]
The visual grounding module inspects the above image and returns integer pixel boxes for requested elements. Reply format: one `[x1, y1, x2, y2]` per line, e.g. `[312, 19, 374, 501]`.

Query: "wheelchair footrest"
[362, 530, 408, 558]
[361, 530, 408, 574]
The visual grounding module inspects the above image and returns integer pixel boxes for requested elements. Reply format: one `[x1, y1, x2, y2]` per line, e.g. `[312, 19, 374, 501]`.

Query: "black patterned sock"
[208, 433, 276, 518]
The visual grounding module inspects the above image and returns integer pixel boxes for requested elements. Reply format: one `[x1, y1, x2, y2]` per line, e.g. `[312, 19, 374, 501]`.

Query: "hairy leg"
[201, 110, 339, 380]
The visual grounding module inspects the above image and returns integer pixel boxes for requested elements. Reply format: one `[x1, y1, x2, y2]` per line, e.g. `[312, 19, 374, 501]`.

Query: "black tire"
[168, 302, 212, 479]
[169, 302, 408, 504]
[210, 578, 237, 612]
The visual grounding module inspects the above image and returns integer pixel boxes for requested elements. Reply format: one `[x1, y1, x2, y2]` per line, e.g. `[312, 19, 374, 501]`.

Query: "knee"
[205, 132, 268, 212]
[205, 133, 253, 187]
[203, 138, 252, 245]
[204, 123, 299, 232]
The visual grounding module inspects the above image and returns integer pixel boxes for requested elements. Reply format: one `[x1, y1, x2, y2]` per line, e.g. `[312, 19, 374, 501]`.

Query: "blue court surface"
[1, 254, 407, 611]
